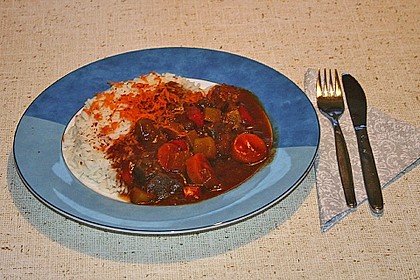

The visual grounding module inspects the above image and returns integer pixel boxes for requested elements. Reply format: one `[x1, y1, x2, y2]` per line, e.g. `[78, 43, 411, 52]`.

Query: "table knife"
[342, 74, 384, 216]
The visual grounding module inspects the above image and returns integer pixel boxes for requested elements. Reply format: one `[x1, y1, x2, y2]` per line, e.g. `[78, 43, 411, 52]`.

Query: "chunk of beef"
[134, 118, 161, 144]
[144, 172, 184, 200]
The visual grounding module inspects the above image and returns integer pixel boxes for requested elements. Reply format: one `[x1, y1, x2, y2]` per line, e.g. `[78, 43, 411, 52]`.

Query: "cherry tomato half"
[232, 133, 268, 164]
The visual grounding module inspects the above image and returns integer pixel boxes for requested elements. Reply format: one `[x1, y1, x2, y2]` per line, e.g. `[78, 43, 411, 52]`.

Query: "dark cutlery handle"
[334, 124, 357, 208]
[355, 128, 384, 216]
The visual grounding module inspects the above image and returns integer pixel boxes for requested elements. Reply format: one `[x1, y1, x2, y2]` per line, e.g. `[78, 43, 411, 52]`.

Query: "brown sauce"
[106, 83, 274, 206]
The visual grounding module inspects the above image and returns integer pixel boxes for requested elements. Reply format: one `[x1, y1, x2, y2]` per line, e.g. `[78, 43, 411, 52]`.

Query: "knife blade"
[342, 74, 384, 216]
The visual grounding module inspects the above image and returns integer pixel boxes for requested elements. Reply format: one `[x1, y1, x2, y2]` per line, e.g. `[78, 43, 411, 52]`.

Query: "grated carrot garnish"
[100, 121, 119, 135]
[84, 74, 205, 136]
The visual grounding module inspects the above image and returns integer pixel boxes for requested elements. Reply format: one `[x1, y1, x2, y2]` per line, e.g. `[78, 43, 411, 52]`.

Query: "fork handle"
[334, 123, 357, 208]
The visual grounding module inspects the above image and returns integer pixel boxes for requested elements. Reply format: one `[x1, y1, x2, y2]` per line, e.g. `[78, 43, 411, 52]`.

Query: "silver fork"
[317, 69, 357, 208]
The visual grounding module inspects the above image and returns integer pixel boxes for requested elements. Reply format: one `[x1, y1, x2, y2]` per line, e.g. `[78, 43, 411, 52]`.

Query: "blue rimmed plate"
[13, 47, 319, 234]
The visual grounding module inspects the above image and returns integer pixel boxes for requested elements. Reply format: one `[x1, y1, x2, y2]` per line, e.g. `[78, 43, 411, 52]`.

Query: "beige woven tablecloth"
[1, 1, 419, 279]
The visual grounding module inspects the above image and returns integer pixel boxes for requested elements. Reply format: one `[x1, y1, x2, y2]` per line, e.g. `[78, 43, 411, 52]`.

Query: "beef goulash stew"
[107, 83, 274, 205]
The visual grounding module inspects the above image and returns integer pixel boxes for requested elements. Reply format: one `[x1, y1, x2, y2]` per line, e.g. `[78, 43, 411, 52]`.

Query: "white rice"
[62, 72, 210, 200]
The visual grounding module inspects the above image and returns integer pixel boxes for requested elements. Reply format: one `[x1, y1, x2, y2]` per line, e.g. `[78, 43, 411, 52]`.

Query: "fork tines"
[316, 69, 342, 98]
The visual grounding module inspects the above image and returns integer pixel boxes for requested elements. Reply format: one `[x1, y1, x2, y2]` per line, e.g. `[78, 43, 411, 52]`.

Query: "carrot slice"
[157, 142, 191, 172]
[185, 154, 218, 187]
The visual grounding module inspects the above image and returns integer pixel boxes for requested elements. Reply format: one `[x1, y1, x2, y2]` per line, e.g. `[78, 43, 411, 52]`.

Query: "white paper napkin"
[304, 68, 420, 231]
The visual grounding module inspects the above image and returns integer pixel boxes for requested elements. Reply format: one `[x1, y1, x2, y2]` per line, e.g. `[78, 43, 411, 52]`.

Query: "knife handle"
[334, 124, 357, 208]
[355, 128, 384, 216]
